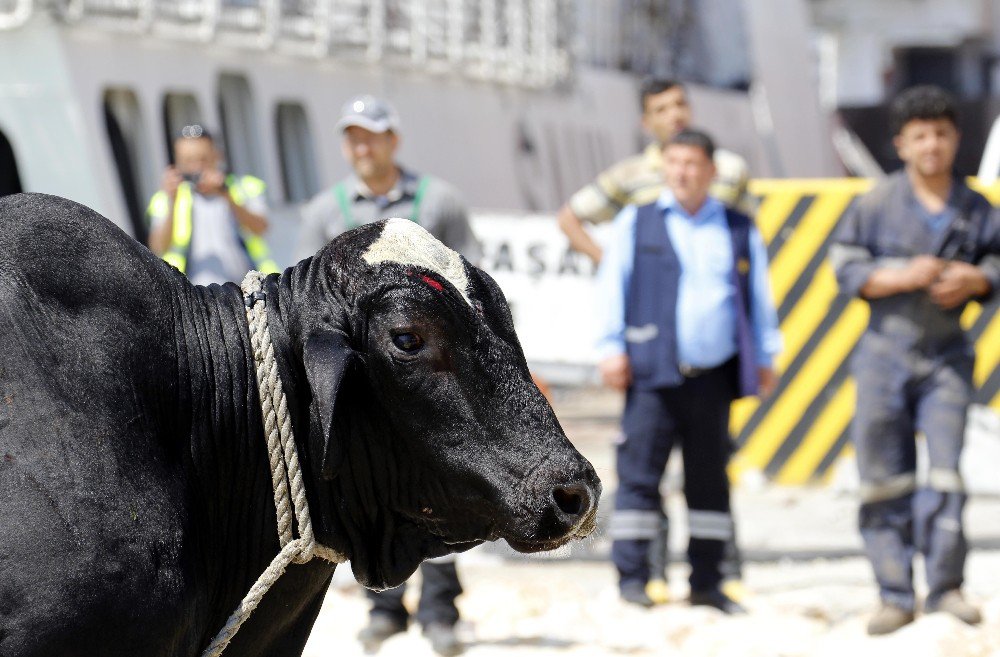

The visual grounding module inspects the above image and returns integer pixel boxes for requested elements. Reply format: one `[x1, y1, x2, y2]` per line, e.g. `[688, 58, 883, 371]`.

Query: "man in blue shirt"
[596, 129, 781, 612]
[830, 85, 999, 635]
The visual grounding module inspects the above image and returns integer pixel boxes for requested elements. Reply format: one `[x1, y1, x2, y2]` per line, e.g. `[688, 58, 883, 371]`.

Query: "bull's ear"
[303, 331, 358, 480]
[466, 264, 520, 345]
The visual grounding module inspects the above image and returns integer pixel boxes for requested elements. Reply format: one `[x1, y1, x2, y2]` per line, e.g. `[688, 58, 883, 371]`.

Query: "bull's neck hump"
[174, 282, 260, 443]
[170, 282, 274, 532]
[170, 280, 324, 646]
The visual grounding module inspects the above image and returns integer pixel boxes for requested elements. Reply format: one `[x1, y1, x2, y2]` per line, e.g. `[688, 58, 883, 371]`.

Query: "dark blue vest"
[625, 202, 759, 397]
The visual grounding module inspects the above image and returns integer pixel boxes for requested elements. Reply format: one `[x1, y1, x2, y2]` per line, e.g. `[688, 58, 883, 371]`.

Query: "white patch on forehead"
[362, 218, 471, 305]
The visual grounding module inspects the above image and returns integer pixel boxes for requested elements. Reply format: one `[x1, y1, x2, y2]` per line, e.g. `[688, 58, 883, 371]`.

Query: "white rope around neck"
[201, 271, 346, 657]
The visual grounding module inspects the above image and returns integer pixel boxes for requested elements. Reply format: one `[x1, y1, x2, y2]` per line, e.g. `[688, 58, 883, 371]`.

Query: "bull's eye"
[391, 332, 424, 353]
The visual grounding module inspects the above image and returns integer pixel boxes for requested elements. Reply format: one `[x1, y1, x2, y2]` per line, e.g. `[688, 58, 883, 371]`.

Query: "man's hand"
[901, 255, 946, 291]
[197, 169, 228, 197]
[928, 261, 990, 309]
[757, 367, 778, 399]
[860, 255, 946, 299]
[599, 353, 631, 392]
[161, 167, 182, 197]
[557, 204, 603, 265]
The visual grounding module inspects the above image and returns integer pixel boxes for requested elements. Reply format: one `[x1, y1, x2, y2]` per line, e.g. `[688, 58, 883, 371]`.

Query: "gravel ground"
[300, 387, 1000, 657]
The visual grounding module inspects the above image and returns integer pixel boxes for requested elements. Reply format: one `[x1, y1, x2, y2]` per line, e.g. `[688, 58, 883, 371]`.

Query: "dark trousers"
[852, 335, 972, 612]
[611, 362, 736, 593]
[647, 461, 744, 583]
[367, 560, 462, 627]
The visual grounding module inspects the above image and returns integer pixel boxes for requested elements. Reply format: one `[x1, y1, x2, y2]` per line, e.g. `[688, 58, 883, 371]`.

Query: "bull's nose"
[551, 483, 595, 524]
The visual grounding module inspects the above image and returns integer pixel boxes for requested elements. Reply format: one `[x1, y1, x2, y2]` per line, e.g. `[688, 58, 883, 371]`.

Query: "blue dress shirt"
[596, 191, 782, 368]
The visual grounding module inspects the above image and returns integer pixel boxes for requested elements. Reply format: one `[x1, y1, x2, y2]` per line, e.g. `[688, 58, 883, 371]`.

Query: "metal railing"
[5, 0, 570, 87]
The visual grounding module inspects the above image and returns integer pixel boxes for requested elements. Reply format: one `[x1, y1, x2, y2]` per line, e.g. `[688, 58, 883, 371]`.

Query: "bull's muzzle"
[507, 459, 601, 553]
[551, 482, 596, 533]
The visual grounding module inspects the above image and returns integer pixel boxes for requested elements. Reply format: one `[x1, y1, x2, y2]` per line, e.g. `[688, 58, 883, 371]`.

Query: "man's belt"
[678, 363, 714, 378]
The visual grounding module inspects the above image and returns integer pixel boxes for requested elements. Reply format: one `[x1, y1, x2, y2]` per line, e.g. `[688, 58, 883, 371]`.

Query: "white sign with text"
[471, 212, 613, 381]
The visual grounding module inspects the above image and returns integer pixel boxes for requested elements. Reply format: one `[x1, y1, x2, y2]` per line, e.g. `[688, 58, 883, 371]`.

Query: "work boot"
[689, 588, 747, 615]
[866, 603, 915, 635]
[358, 614, 407, 653]
[423, 622, 463, 656]
[620, 580, 655, 608]
[925, 590, 982, 625]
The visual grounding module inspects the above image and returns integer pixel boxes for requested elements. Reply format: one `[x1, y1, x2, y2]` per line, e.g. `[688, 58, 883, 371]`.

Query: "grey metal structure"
[0, 1, 827, 231]
[0, 1, 639, 239]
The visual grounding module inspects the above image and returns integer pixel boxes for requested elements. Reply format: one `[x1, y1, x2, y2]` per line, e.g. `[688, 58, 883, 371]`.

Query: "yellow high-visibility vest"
[147, 174, 279, 275]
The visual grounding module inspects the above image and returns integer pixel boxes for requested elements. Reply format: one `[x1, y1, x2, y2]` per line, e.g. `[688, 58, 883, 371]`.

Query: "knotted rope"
[201, 271, 346, 657]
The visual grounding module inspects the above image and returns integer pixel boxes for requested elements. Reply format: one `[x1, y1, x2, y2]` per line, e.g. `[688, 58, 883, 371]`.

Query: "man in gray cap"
[297, 95, 477, 656]
[296, 94, 480, 265]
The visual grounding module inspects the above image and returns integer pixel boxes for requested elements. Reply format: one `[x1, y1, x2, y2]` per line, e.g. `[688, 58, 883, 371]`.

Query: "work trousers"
[610, 362, 736, 593]
[852, 334, 973, 612]
[367, 558, 462, 627]
[647, 475, 744, 584]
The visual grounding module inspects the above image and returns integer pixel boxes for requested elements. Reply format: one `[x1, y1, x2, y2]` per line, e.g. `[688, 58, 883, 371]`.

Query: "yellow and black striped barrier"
[730, 178, 1000, 485]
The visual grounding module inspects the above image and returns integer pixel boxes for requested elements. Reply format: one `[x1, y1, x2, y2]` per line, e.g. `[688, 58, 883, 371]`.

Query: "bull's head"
[280, 219, 600, 589]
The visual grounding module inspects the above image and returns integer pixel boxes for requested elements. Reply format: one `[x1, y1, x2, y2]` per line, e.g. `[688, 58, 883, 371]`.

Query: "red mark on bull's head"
[421, 275, 444, 292]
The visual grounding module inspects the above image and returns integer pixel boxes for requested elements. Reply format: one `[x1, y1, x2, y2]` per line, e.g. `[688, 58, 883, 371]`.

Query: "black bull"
[0, 194, 600, 657]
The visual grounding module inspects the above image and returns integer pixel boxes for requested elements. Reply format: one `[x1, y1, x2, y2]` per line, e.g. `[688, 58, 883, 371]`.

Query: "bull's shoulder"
[0, 192, 122, 248]
[0, 193, 179, 306]
[0, 193, 183, 401]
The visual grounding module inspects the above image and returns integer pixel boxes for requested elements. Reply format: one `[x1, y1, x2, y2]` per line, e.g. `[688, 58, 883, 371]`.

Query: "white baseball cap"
[335, 95, 401, 133]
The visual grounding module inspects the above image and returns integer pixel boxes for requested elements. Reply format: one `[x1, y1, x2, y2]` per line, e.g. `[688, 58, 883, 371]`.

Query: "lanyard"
[333, 176, 429, 230]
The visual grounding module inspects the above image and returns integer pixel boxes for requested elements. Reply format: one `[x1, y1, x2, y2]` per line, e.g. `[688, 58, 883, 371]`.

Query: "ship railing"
[278, 0, 386, 61]
[33, 0, 570, 87]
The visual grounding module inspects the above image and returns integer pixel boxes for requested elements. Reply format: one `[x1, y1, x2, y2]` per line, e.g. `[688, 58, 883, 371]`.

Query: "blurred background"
[1, 1, 999, 654]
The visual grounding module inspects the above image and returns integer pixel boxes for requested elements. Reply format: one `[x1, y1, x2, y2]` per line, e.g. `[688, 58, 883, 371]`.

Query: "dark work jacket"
[625, 201, 758, 397]
[832, 171, 1000, 352]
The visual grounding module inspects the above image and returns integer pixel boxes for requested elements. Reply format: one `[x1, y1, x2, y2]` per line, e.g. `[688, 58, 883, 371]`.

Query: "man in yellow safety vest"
[147, 124, 277, 285]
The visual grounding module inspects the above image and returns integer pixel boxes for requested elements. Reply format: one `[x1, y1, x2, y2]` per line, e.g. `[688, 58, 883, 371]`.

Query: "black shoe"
[358, 614, 407, 653]
[423, 622, 463, 656]
[689, 588, 747, 614]
[620, 581, 655, 608]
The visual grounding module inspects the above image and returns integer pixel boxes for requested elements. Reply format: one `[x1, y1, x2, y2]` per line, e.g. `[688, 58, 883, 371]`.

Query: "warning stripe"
[807, 316, 1000, 477]
[767, 357, 854, 478]
[969, 179, 1000, 204]
[754, 188, 808, 245]
[734, 299, 868, 477]
[774, 264, 840, 370]
[961, 301, 983, 330]
[968, 298, 1000, 337]
[732, 178, 999, 484]
[731, 190, 858, 446]
[776, 211, 855, 320]
[732, 288, 851, 440]
[764, 195, 813, 261]
[776, 378, 856, 484]
[964, 298, 999, 409]
[972, 308, 1000, 388]
[767, 191, 856, 309]
[817, 433, 853, 483]
[977, 367, 1000, 408]
[729, 196, 858, 443]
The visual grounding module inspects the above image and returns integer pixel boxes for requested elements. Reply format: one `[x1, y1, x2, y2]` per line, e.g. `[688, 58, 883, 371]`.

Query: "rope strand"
[201, 271, 346, 657]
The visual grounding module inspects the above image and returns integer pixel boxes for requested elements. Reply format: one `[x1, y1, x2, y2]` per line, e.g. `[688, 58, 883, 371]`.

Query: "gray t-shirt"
[150, 181, 268, 286]
[296, 168, 481, 264]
